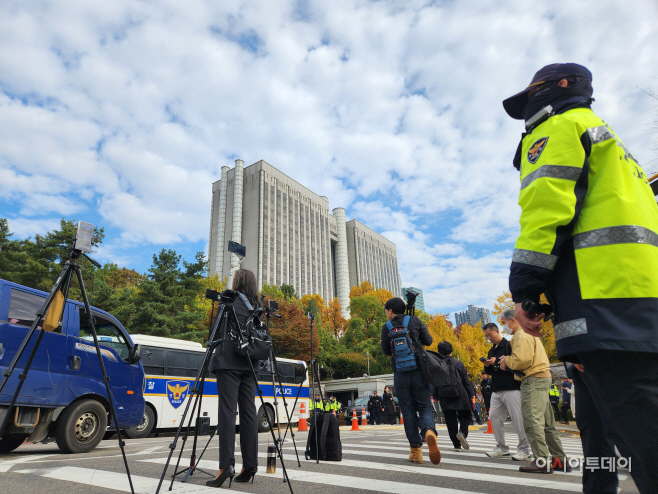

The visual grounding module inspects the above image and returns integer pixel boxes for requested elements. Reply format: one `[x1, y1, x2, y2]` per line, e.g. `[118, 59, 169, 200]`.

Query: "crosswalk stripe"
[288, 447, 583, 476]
[346, 442, 584, 456]
[142, 454, 582, 492]
[14, 465, 232, 493]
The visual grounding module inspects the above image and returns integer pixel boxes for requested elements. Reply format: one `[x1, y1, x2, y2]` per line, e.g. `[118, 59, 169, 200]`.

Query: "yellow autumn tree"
[492, 290, 514, 325]
[457, 322, 490, 379]
[301, 293, 325, 312]
[425, 314, 459, 350]
[322, 297, 347, 338]
[349, 281, 374, 299]
[492, 290, 559, 363]
[372, 288, 394, 305]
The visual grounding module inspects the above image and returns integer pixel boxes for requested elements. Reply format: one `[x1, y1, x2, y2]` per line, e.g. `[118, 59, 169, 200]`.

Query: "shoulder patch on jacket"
[527, 137, 549, 164]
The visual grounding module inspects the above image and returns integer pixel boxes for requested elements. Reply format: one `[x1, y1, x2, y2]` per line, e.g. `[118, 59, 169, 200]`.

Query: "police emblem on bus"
[527, 137, 548, 164]
[166, 381, 190, 409]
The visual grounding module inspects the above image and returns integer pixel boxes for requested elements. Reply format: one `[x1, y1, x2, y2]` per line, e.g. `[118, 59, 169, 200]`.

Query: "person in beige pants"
[499, 308, 568, 474]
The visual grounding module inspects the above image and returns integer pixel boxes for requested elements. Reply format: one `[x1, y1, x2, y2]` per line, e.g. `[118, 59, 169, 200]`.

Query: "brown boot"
[425, 430, 442, 465]
[408, 446, 423, 464]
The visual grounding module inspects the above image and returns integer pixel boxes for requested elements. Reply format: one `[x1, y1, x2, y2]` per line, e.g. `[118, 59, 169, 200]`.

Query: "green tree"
[280, 284, 298, 300]
[261, 283, 285, 300]
[131, 249, 206, 341]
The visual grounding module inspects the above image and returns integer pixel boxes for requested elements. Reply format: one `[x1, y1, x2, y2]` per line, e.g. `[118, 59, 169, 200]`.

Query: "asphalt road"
[0, 423, 640, 493]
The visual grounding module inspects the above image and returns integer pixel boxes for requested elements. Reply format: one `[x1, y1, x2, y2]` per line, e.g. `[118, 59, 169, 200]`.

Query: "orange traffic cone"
[400, 413, 404, 425]
[298, 402, 308, 431]
[351, 409, 360, 431]
[484, 409, 493, 434]
[332, 409, 336, 416]
[361, 406, 367, 426]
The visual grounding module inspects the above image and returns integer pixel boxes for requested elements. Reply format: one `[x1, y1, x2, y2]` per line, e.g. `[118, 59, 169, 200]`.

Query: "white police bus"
[123, 335, 309, 438]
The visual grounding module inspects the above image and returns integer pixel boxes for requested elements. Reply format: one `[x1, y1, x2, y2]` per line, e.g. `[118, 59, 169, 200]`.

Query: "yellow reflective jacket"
[510, 108, 658, 360]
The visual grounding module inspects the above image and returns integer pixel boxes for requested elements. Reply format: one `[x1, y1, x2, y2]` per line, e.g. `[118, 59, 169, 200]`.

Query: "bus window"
[293, 363, 307, 384]
[277, 362, 295, 384]
[7, 289, 45, 328]
[167, 350, 204, 377]
[142, 346, 166, 375]
[80, 311, 131, 361]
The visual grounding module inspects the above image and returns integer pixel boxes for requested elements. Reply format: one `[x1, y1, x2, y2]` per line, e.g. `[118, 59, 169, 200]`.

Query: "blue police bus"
[0, 279, 145, 454]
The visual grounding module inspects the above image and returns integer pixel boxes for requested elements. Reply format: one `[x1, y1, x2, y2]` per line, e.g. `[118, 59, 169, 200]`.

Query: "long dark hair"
[232, 269, 261, 308]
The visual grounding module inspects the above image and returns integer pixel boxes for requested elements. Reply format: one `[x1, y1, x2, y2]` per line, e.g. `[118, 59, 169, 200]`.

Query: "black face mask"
[521, 77, 594, 121]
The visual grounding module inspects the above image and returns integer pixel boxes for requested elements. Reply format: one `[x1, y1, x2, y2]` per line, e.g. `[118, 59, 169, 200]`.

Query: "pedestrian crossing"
[2, 427, 604, 494]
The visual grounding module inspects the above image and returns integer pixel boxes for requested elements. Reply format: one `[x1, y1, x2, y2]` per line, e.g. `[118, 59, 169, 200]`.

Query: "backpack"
[386, 315, 418, 372]
[305, 411, 342, 461]
[439, 358, 464, 398]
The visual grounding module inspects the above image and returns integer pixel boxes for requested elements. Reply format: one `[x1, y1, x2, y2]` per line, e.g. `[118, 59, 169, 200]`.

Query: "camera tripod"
[155, 292, 295, 494]
[0, 249, 135, 493]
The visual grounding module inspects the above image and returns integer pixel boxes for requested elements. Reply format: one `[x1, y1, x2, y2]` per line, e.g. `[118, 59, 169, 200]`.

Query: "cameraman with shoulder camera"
[482, 322, 531, 461]
[208, 269, 263, 487]
[381, 297, 440, 465]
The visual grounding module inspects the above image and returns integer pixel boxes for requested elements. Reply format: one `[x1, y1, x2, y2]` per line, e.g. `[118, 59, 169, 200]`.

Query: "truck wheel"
[55, 399, 107, 454]
[257, 405, 274, 432]
[0, 434, 28, 453]
[123, 405, 155, 439]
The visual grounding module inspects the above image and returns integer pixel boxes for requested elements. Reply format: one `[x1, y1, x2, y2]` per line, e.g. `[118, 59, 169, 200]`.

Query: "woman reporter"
[207, 269, 262, 488]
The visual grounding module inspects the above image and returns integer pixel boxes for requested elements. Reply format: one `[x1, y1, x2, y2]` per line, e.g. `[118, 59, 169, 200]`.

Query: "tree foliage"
[493, 290, 559, 363]
[322, 297, 347, 338]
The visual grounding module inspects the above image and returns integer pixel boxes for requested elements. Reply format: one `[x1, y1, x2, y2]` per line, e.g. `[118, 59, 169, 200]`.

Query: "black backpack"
[439, 358, 464, 398]
[305, 411, 342, 461]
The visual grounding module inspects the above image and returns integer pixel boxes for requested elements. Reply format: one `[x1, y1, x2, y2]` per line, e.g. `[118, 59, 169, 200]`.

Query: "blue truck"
[0, 279, 145, 454]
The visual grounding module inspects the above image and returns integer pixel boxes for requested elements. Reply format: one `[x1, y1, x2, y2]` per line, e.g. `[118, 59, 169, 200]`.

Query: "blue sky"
[1, 1, 657, 320]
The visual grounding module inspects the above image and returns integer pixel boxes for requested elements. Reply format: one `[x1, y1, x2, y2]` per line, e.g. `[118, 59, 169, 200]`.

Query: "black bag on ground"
[305, 411, 342, 461]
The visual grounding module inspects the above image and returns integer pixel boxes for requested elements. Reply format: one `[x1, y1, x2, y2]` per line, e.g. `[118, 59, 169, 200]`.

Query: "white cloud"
[1, 0, 657, 313]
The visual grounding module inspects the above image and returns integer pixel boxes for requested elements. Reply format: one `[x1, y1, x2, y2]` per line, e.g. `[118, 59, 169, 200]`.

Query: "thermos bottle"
[267, 445, 276, 474]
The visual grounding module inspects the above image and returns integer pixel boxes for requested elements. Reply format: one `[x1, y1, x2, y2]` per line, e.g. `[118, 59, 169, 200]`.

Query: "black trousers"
[216, 369, 258, 470]
[443, 409, 471, 448]
[572, 368, 618, 494]
[483, 394, 491, 416]
[550, 400, 560, 418]
[578, 351, 658, 494]
[385, 411, 395, 425]
[370, 408, 381, 425]
[560, 403, 571, 423]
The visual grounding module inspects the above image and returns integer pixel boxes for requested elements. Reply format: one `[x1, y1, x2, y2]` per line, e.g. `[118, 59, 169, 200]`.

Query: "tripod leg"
[155, 305, 225, 494]
[169, 386, 204, 488]
[73, 265, 135, 494]
[0, 264, 75, 437]
[270, 348, 301, 467]
[245, 353, 294, 494]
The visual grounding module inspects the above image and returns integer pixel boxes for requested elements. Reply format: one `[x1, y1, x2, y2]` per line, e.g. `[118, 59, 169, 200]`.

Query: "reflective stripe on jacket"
[510, 108, 658, 360]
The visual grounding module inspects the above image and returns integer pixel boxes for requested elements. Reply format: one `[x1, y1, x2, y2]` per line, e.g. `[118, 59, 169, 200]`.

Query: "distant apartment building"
[401, 287, 425, 313]
[454, 305, 491, 327]
[208, 159, 401, 317]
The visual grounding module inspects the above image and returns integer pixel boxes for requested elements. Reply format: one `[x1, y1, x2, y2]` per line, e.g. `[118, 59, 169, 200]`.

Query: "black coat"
[382, 392, 395, 414]
[484, 338, 521, 392]
[368, 395, 383, 411]
[210, 292, 262, 373]
[381, 314, 432, 372]
[433, 356, 475, 412]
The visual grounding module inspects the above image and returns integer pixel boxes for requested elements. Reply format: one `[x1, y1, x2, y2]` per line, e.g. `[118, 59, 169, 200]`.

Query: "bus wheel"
[124, 405, 155, 439]
[257, 405, 275, 432]
[0, 434, 28, 453]
[55, 399, 107, 454]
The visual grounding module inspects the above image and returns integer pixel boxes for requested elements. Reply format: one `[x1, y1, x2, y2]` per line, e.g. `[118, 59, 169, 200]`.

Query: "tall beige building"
[208, 159, 401, 317]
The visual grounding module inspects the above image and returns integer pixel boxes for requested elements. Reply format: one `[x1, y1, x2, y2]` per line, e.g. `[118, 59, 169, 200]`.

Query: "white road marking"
[345, 441, 584, 456]
[142, 456, 582, 493]
[141, 457, 482, 494]
[14, 465, 243, 493]
[0, 454, 55, 473]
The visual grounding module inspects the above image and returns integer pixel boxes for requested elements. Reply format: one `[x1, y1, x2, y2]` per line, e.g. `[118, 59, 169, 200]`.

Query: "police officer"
[309, 392, 324, 414]
[368, 391, 383, 425]
[549, 383, 561, 419]
[329, 395, 341, 414]
[480, 372, 492, 417]
[504, 63, 658, 493]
